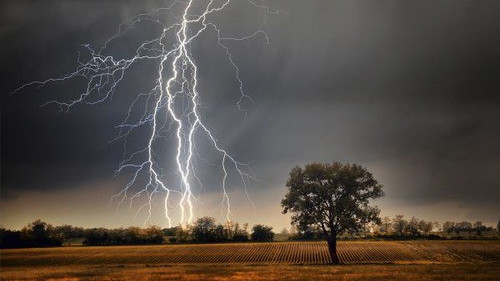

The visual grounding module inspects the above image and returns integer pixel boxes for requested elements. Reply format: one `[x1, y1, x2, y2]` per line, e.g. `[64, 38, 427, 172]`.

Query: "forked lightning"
[15, 0, 277, 227]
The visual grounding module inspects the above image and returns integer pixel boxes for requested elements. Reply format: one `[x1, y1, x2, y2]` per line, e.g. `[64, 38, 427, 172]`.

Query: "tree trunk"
[327, 237, 340, 264]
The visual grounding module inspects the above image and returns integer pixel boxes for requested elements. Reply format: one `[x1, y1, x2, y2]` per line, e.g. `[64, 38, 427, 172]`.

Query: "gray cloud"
[1, 0, 499, 227]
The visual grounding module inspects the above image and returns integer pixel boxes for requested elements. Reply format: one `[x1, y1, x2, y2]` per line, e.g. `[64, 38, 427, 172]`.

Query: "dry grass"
[1, 241, 499, 280]
[2, 263, 499, 281]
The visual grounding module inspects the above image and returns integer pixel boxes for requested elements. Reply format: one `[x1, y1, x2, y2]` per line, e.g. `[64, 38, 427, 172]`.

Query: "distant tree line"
[287, 215, 499, 240]
[0, 220, 63, 248]
[82, 226, 164, 246]
[376, 215, 439, 237]
[165, 217, 274, 243]
[441, 221, 495, 236]
[0, 220, 165, 248]
[2, 217, 497, 248]
[0, 217, 275, 248]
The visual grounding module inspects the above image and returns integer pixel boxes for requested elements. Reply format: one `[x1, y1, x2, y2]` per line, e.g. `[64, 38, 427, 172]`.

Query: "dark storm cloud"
[224, 0, 500, 211]
[0, 0, 158, 196]
[1, 0, 499, 224]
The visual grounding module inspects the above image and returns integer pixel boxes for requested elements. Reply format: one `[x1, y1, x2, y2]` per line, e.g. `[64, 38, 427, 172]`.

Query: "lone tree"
[281, 162, 384, 263]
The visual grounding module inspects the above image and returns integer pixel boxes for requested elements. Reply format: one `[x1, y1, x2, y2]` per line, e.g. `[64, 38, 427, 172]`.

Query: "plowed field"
[2, 241, 499, 281]
[2, 241, 499, 266]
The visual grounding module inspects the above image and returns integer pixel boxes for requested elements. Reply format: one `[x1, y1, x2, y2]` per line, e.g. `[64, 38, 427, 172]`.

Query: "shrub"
[251, 225, 274, 242]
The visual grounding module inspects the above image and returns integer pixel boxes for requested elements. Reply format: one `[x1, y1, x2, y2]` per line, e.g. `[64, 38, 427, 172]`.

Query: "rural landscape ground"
[1, 240, 499, 280]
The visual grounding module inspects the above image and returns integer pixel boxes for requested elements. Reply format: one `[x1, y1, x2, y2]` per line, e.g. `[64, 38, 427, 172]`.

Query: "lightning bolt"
[14, 0, 277, 227]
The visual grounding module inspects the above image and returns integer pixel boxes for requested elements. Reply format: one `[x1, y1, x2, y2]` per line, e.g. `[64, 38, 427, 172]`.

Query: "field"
[1, 241, 499, 280]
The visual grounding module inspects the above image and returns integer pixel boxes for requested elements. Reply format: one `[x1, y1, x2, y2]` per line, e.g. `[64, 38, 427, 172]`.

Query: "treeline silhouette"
[157, 217, 274, 243]
[288, 215, 499, 240]
[0, 217, 275, 248]
[0, 220, 164, 248]
[2, 216, 497, 248]
[0, 220, 63, 248]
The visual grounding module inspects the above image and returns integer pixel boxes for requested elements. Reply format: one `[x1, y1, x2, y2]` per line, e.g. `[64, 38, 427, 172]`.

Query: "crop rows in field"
[1, 241, 499, 266]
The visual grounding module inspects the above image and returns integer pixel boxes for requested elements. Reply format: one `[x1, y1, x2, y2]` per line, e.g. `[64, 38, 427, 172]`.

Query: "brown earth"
[1, 241, 499, 280]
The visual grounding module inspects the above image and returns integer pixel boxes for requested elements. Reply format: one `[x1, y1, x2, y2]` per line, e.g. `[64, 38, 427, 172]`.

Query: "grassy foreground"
[1, 263, 499, 281]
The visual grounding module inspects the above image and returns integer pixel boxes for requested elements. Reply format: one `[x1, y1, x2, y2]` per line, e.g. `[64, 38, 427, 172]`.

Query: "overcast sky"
[1, 0, 500, 230]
